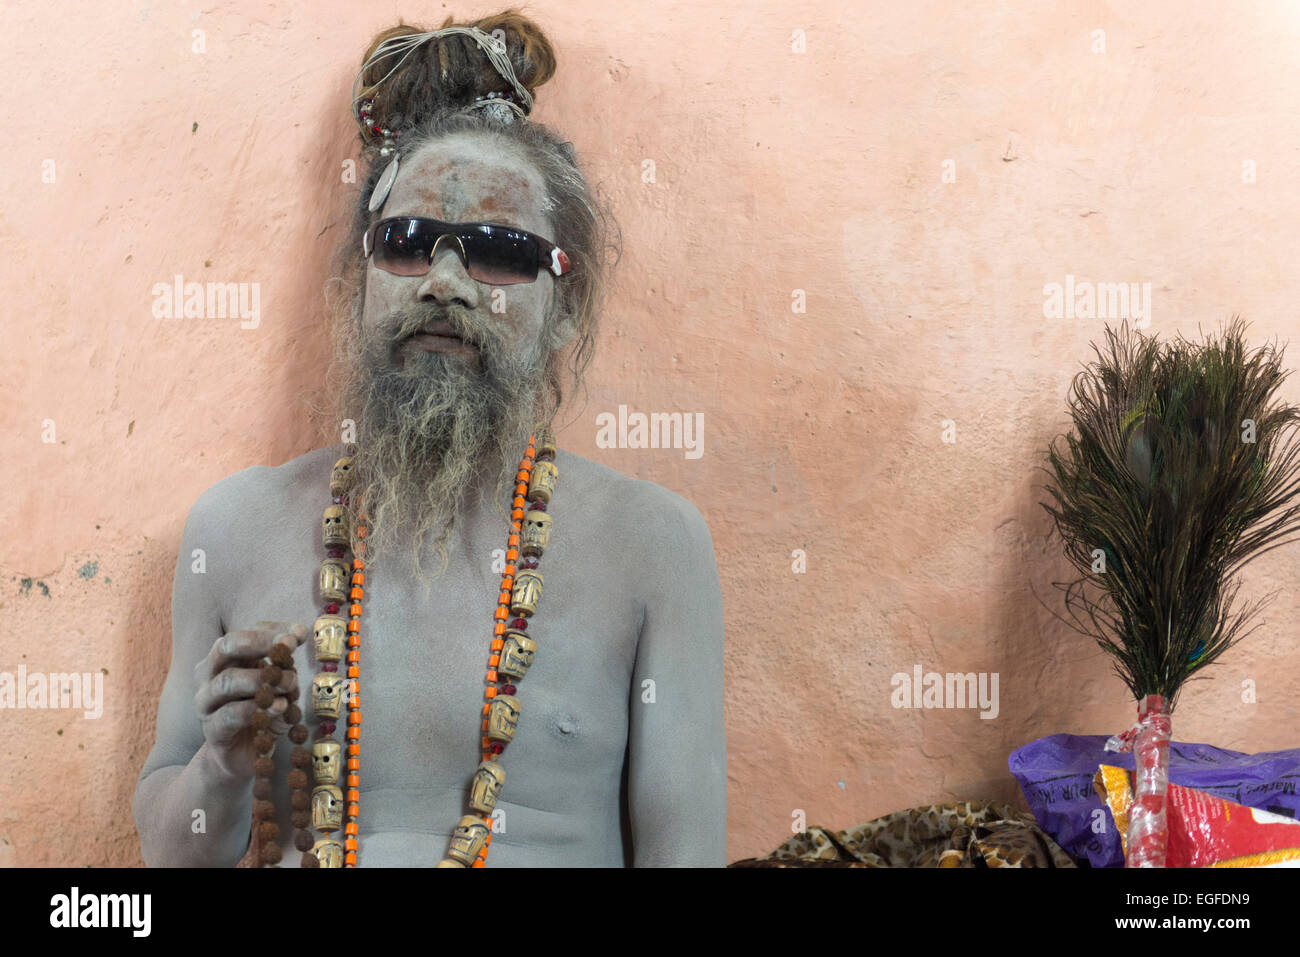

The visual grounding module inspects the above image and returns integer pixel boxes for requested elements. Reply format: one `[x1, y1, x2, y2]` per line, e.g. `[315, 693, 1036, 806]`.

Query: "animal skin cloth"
[729, 800, 1078, 867]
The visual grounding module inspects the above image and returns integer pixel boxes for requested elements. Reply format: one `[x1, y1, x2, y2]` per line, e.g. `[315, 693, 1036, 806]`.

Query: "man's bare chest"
[222, 499, 643, 812]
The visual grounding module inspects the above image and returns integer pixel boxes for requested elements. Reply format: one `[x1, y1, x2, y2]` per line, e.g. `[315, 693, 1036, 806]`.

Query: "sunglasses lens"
[461, 226, 538, 285]
[372, 220, 434, 276]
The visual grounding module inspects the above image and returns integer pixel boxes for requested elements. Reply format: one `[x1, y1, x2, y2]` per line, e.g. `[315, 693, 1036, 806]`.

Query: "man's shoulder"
[555, 449, 713, 552]
[184, 445, 342, 532]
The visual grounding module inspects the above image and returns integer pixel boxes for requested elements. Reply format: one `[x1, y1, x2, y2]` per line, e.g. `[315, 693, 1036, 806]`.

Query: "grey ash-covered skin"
[131, 136, 727, 867]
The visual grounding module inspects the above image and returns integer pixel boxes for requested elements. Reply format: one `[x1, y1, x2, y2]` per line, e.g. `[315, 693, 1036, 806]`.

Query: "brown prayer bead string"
[300, 426, 558, 868]
[250, 643, 308, 866]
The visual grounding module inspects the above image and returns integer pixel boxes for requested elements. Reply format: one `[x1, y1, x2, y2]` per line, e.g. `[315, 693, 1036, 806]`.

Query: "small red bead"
[529, 501, 546, 512]
[326, 603, 340, 614]
[327, 549, 345, 559]
[510, 618, 528, 631]
[322, 662, 338, 672]
[490, 743, 505, 755]
[500, 684, 516, 695]
[319, 722, 336, 735]
[519, 557, 539, 569]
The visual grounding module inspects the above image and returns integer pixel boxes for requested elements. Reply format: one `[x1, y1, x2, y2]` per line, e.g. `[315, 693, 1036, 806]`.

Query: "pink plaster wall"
[5, 2, 1300, 866]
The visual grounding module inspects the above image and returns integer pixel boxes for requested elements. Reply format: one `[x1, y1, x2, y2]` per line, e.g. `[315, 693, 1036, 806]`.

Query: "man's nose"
[429, 234, 468, 271]
[419, 235, 476, 306]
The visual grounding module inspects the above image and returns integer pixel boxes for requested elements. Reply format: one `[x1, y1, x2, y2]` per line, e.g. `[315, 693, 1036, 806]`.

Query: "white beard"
[336, 305, 547, 581]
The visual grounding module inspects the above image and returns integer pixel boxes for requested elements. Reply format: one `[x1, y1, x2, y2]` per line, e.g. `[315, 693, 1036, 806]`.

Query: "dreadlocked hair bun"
[356, 8, 558, 149]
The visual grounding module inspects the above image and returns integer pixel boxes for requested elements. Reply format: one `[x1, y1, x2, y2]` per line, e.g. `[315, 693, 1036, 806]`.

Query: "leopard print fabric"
[729, 800, 1077, 868]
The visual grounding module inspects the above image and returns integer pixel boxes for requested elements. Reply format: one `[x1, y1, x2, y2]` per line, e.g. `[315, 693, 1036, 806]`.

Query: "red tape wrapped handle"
[1123, 694, 1171, 867]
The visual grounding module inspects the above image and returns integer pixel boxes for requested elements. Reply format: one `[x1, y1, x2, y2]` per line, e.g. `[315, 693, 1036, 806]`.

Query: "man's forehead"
[383, 137, 548, 231]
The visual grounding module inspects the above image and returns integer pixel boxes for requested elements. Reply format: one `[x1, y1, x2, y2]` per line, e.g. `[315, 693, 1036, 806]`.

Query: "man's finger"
[203, 699, 258, 747]
[208, 623, 304, 676]
[195, 667, 266, 716]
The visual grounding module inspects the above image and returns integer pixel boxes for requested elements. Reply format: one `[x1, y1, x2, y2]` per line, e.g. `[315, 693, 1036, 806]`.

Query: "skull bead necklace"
[252, 426, 558, 868]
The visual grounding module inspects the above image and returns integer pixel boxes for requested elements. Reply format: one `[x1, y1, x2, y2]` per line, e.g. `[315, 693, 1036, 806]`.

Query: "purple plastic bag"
[1009, 733, 1300, 867]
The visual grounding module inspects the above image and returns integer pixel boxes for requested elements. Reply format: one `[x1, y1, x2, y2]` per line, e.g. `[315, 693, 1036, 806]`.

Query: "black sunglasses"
[363, 216, 572, 285]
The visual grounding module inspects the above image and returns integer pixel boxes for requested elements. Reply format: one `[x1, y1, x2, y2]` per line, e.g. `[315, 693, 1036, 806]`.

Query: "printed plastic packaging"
[1096, 765, 1300, 867]
[1009, 733, 1300, 867]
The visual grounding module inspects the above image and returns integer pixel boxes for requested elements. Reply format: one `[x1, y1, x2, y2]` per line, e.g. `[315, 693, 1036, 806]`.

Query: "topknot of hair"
[356, 9, 557, 148]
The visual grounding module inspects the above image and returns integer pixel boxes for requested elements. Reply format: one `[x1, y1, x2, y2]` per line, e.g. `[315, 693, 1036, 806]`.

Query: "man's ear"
[353, 279, 367, 328]
[548, 297, 578, 349]
[540, 276, 574, 345]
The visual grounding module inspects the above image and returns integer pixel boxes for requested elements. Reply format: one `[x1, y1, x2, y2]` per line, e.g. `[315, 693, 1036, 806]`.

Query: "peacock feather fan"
[1039, 318, 1300, 711]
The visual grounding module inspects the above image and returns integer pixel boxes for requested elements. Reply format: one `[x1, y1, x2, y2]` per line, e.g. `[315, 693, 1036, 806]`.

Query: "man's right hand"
[193, 621, 306, 782]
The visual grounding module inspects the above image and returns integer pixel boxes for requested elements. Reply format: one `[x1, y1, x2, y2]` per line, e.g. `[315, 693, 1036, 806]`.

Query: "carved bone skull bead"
[446, 815, 490, 865]
[319, 558, 349, 604]
[313, 615, 347, 662]
[312, 838, 345, 868]
[311, 672, 346, 720]
[498, 629, 538, 680]
[468, 760, 507, 814]
[311, 785, 344, 832]
[520, 510, 553, 557]
[312, 740, 342, 785]
[533, 425, 557, 460]
[329, 457, 354, 498]
[487, 694, 522, 742]
[322, 505, 349, 549]
[509, 570, 543, 617]
[527, 460, 558, 503]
